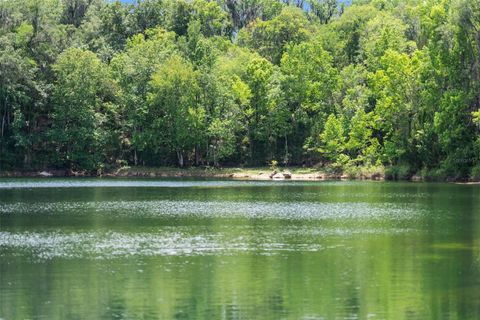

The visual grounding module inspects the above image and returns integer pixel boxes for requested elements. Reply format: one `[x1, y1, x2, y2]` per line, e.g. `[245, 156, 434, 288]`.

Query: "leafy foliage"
[0, 0, 479, 180]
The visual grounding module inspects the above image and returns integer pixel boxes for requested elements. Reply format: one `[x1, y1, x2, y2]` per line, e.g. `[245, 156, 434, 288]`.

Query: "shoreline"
[0, 166, 372, 181]
[111, 167, 350, 181]
[0, 166, 479, 183]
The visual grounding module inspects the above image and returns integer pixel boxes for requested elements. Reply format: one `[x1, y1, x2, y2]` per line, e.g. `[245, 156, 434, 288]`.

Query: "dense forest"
[0, 0, 479, 180]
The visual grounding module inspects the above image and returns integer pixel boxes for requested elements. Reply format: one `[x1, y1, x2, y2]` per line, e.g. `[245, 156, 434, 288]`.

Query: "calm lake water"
[1, 179, 479, 319]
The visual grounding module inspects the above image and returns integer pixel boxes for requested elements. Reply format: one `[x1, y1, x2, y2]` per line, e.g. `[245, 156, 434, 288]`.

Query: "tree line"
[1, 0, 479, 180]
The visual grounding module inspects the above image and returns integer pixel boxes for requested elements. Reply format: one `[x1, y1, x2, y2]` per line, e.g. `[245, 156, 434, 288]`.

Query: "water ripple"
[0, 200, 424, 221]
[0, 179, 335, 189]
[0, 226, 411, 260]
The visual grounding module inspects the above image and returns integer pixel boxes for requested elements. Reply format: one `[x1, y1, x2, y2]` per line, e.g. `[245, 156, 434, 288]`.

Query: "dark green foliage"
[0, 0, 479, 179]
[49, 48, 118, 171]
[385, 164, 412, 181]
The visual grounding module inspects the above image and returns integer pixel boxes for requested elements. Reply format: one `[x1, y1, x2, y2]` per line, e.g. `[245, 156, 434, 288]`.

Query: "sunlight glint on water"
[1, 179, 479, 319]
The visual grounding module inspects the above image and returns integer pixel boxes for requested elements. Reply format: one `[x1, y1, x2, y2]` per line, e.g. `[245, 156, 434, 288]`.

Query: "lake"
[1, 179, 479, 319]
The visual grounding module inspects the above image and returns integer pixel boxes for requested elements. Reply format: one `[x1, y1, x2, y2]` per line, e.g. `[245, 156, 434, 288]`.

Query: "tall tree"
[238, 6, 312, 64]
[50, 48, 117, 171]
[146, 54, 204, 167]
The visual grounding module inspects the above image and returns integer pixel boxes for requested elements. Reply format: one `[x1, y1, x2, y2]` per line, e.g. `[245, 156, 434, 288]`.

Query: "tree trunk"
[249, 132, 253, 163]
[284, 134, 289, 165]
[205, 139, 210, 166]
[177, 151, 184, 167]
[195, 145, 200, 166]
[1, 96, 7, 138]
[1, 112, 5, 138]
[213, 146, 218, 168]
[24, 151, 32, 168]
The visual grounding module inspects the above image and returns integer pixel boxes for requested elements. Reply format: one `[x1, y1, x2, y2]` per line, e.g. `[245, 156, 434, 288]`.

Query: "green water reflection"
[1, 179, 480, 319]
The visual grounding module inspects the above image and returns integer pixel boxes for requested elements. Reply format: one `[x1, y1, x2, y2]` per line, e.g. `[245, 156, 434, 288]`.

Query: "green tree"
[346, 109, 380, 166]
[359, 12, 410, 70]
[324, 4, 379, 66]
[319, 113, 346, 163]
[147, 55, 204, 167]
[110, 27, 177, 165]
[0, 34, 41, 169]
[280, 40, 337, 160]
[370, 50, 422, 165]
[238, 6, 312, 64]
[1, 0, 480, 179]
[307, 0, 339, 24]
[127, 0, 168, 34]
[50, 48, 117, 171]
[167, 0, 231, 37]
[334, 64, 371, 121]
[222, 0, 283, 31]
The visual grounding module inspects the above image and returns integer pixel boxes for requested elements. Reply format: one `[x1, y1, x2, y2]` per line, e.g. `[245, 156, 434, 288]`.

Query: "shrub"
[343, 164, 359, 178]
[470, 165, 480, 181]
[344, 164, 385, 179]
[420, 167, 447, 182]
[329, 154, 350, 174]
[269, 160, 278, 171]
[361, 164, 385, 180]
[385, 164, 411, 180]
